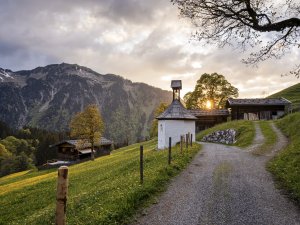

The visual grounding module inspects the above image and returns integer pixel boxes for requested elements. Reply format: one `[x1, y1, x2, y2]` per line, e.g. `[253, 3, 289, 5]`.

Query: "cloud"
[0, 0, 298, 99]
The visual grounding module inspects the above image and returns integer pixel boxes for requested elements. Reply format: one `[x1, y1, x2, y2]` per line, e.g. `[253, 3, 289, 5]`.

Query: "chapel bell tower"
[171, 80, 182, 101]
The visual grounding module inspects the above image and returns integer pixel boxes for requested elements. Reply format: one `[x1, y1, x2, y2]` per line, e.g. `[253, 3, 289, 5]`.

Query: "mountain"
[268, 83, 300, 111]
[0, 63, 172, 144]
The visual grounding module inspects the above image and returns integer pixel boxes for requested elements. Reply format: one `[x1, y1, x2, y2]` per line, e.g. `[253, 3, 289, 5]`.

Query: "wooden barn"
[189, 109, 229, 132]
[226, 98, 292, 120]
[51, 137, 113, 161]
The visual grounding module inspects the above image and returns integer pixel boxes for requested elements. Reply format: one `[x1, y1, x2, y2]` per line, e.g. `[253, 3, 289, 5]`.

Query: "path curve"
[133, 123, 300, 225]
[268, 122, 288, 156]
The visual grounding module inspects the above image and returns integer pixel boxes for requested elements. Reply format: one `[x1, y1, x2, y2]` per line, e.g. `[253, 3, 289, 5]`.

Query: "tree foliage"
[0, 121, 65, 176]
[150, 103, 168, 137]
[70, 104, 104, 160]
[172, 0, 300, 76]
[184, 73, 238, 109]
[0, 121, 13, 139]
[0, 143, 10, 157]
[0, 136, 36, 177]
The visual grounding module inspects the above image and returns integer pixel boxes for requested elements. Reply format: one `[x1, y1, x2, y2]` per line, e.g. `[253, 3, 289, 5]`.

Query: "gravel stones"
[202, 129, 237, 144]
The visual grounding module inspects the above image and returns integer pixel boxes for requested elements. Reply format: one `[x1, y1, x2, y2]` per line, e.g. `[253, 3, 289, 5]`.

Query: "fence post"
[140, 145, 144, 184]
[168, 137, 172, 165]
[191, 133, 193, 147]
[180, 135, 183, 154]
[56, 166, 68, 225]
[186, 133, 188, 149]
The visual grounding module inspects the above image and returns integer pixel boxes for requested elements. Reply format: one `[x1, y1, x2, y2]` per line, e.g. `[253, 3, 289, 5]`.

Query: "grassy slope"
[0, 139, 201, 225]
[268, 112, 300, 203]
[268, 83, 300, 111]
[253, 121, 277, 155]
[196, 120, 255, 148]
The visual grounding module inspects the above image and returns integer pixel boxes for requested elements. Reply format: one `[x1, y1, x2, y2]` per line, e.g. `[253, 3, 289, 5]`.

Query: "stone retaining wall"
[201, 129, 237, 144]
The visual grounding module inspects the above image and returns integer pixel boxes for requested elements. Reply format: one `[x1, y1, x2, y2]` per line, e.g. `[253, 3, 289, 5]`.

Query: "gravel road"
[134, 123, 300, 225]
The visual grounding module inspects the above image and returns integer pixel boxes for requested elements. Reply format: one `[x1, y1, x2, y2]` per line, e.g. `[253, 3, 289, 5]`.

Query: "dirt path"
[245, 122, 264, 153]
[133, 123, 300, 225]
[268, 122, 289, 156]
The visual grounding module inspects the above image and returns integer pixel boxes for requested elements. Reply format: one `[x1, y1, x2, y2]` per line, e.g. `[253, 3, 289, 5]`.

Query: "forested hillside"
[0, 121, 65, 176]
[0, 63, 172, 145]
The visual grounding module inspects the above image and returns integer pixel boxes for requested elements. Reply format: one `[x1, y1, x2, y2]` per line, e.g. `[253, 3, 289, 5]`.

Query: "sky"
[0, 0, 299, 97]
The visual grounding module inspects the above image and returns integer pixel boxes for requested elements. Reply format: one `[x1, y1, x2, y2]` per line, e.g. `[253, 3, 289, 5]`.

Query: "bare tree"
[171, 0, 300, 76]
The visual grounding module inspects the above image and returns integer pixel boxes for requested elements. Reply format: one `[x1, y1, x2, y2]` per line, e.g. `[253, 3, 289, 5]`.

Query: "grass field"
[0, 139, 201, 225]
[268, 83, 300, 111]
[196, 120, 255, 148]
[268, 112, 300, 204]
[252, 121, 277, 155]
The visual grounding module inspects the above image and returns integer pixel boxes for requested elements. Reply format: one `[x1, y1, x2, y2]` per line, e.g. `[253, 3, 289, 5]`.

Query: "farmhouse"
[189, 109, 229, 132]
[157, 80, 196, 149]
[226, 98, 292, 120]
[51, 137, 112, 161]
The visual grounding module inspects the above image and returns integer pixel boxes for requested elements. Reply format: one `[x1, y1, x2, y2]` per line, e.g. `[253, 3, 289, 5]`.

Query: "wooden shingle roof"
[51, 137, 112, 148]
[189, 109, 229, 117]
[226, 97, 291, 106]
[156, 100, 197, 120]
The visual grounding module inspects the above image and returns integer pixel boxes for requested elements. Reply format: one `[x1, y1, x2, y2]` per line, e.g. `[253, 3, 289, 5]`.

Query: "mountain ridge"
[0, 63, 172, 144]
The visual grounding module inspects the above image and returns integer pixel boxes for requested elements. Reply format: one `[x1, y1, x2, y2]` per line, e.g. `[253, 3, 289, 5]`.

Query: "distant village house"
[51, 137, 113, 161]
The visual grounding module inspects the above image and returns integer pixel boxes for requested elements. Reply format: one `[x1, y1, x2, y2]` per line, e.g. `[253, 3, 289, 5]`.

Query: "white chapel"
[156, 80, 197, 150]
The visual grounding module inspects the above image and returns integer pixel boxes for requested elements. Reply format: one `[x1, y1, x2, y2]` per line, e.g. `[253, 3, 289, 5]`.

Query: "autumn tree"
[171, 0, 300, 76]
[184, 73, 238, 109]
[70, 105, 104, 160]
[0, 144, 10, 157]
[150, 102, 168, 137]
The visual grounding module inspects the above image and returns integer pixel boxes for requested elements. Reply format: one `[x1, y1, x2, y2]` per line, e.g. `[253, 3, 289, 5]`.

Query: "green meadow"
[0, 139, 201, 225]
[268, 113, 300, 203]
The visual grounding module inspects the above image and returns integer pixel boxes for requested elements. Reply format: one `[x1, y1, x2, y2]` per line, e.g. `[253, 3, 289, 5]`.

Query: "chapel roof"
[156, 99, 197, 120]
[171, 80, 182, 90]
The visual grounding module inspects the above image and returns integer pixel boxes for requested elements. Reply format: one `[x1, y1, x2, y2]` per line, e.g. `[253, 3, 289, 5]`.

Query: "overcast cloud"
[0, 0, 299, 97]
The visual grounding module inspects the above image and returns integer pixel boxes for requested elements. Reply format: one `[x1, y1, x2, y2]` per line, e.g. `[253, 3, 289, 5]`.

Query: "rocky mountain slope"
[0, 63, 172, 144]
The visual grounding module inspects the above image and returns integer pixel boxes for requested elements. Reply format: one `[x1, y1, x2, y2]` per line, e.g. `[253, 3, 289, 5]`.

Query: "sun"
[206, 100, 212, 109]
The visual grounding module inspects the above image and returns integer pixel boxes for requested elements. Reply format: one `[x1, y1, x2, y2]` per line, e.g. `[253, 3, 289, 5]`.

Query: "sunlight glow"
[206, 100, 212, 109]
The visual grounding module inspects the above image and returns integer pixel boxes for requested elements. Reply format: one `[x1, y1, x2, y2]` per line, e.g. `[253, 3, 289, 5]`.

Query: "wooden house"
[189, 109, 229, 132]
[226, 98, 292, 120]
[51, 137, 113, 161]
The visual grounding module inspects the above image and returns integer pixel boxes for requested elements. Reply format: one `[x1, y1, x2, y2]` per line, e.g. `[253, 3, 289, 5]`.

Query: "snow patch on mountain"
[0, 68, 14, 81]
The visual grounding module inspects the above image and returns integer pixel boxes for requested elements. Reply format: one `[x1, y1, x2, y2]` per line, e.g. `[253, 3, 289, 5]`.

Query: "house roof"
[171, 80, 182, 89]
[189, 109, 229, 117]
[226, 97, 291, 106]
[51, 137, 112, 148]
[156, 99, 197, 120]
[78, 149, 92, 154]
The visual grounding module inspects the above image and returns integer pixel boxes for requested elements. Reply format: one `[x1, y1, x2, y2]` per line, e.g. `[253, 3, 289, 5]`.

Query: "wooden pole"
[56, 166, 68, 225]
[140, 145, 144, 184]
[191, 133, 193, 147]
[180, 135, 183, 154]
[168, 137, 171, 165]
[186, 133, 188, 149]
